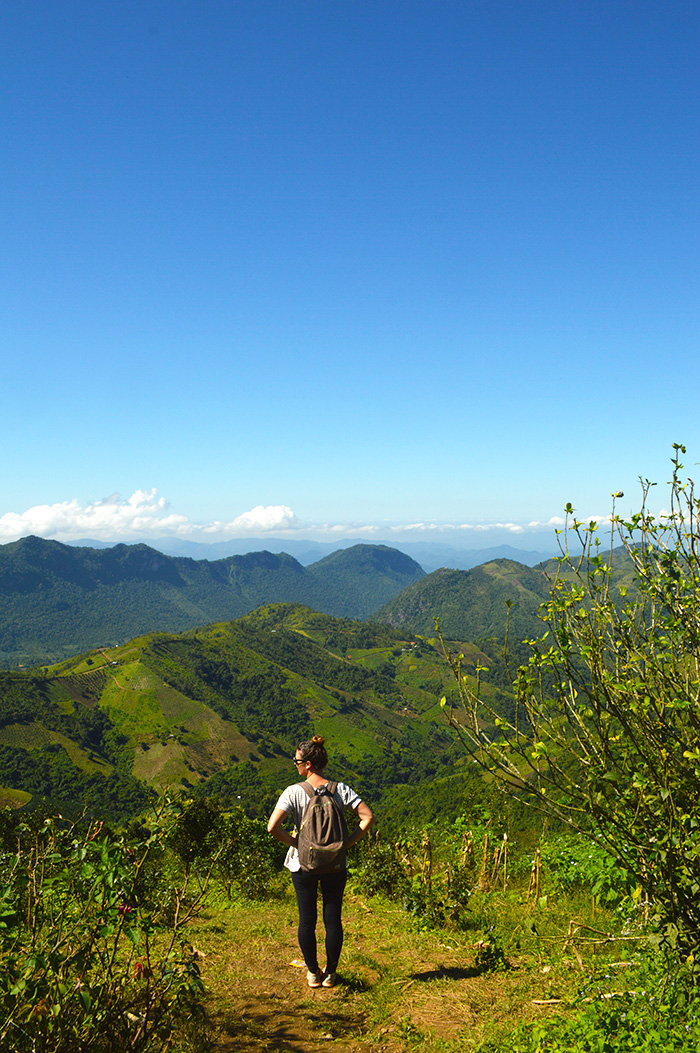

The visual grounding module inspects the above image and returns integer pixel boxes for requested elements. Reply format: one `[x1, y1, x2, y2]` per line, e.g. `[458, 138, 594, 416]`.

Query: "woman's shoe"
[322, 971, 337, 988]
[307, 970, 323, 988]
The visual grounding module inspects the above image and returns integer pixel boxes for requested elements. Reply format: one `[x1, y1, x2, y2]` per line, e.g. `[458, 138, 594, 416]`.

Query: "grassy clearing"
[187, 876, 629, 1053]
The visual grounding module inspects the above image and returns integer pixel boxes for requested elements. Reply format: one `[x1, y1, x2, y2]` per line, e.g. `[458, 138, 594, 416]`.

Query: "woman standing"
[267, 735, 373, 988]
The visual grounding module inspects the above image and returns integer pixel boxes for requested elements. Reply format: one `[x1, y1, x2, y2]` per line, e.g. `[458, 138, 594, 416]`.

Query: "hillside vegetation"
[0, 603, 500, 824]
[0, 537, 424, 665]
[375, 559, 552, 648]
[376, 548, 638, 645]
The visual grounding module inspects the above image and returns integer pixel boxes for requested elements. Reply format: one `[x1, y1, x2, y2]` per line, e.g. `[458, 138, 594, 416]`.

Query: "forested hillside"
[0, 603, 503, 823]
[375, 558, 551, 644]
[375, 548, 638, 648]
[0, 536, 424, 665]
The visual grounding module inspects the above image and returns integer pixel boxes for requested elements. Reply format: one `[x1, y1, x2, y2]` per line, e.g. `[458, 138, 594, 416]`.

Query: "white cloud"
[228, 505, 299, 532]
[0, 489, 601, 547]
[0, 490, 190, 543]
[385, 518, 569, 536]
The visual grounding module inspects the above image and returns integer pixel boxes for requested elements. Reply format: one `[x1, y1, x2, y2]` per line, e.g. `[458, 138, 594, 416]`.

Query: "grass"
[181, 875, 630, 1053]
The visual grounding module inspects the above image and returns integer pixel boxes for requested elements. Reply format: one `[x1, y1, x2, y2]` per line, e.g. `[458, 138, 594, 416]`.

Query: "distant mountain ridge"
[69, 536, 557, 571]
[0, 537, 424, 665]
[375, 547, 638, 647]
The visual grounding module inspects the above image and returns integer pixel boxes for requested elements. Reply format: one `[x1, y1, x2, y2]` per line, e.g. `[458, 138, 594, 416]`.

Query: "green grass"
[184, 874, 636, 1053]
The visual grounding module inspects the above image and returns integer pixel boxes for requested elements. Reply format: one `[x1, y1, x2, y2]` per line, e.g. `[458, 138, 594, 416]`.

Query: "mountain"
[374, 558, 554, 644]
[376, 546, 640, 651]
[0, 604, 484, 822]
[0, 537, 424, 666]
[307, 544, 426, 616]
[69, 536, 557, 571]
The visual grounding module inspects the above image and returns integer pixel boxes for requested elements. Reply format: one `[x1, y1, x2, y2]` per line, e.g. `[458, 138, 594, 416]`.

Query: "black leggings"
[291, 869, 348, 973]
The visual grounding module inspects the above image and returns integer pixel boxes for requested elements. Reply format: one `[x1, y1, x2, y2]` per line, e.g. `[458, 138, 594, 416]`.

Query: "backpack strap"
[298, 780, 338, 797]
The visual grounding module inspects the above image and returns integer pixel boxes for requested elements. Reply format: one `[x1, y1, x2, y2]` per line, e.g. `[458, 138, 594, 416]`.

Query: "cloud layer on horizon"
[0, 488, 603, 546]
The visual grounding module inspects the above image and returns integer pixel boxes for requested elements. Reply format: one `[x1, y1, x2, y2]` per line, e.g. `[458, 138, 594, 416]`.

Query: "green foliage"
[0, 742, 153, 822]
[355, 825, 475, 932]
[0, 799, 207, 1052]
[354, 839, 410, 900]
[443, 447, 700, 952]
[504, 953, 700, 1053]
[473, 930, 508, 973]
[215, 807, 279, 900]
[166, 797, 278, 900]
[540, 833, 632, 909]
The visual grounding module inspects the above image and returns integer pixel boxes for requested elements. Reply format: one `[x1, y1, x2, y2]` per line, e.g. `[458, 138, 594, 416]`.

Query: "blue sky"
[2, 1, 698, 548]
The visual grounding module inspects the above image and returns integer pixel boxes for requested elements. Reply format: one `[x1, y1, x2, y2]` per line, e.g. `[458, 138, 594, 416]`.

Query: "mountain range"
[0, 537, 639, 825]
[0, 537, 425, 666]
[69, 536, 557, 572]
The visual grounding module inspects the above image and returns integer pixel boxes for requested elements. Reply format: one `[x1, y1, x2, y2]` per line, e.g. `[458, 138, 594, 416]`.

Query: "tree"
[440, 445, 700, 948]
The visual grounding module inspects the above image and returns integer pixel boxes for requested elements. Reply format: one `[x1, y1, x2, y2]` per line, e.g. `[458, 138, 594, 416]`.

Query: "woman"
[267, 735, 373, 988]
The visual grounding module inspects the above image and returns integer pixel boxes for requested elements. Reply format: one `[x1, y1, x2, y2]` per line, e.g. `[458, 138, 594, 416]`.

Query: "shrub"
[540, 833, 632, 909]
[442, 446, 700, 952]
[216, 807, 279, 900]
[504, 952, 700, 1052]
[0, 799, 208, 1052]
[354, 839, 410, 900]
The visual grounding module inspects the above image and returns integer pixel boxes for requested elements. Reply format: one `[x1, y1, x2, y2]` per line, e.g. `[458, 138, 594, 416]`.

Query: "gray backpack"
[297, 780, 348, 874]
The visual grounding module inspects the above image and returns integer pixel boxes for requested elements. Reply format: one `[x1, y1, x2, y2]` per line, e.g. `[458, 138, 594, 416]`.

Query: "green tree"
[441, 446, 700, 949]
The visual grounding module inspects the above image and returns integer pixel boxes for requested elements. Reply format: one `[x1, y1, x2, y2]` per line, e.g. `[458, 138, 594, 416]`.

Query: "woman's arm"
[267, 807, 298, 849]
[346, 800, 373, 848]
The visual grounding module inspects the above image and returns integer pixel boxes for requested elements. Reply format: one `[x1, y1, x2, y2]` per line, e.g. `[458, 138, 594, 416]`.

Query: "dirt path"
[190, 888, 552, 1052]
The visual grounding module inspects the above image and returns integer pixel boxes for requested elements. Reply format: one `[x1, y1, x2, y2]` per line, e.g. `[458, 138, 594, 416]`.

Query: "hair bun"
[312, 734, 325, 745]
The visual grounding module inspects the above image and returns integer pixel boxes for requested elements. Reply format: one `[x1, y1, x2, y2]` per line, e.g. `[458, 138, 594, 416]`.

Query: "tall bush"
[441, 446, 700, 948]
[0, 799, 210, 1052]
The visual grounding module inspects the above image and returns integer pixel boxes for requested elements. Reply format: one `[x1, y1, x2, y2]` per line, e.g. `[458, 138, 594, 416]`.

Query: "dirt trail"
[191, 890, 547, 1052]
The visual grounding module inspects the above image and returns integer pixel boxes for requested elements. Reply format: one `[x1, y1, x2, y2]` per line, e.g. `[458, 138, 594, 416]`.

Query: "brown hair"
[297, 734, 328, 771]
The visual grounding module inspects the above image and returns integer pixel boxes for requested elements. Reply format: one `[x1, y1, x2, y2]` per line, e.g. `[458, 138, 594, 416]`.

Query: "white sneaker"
[322, 971, 337, 988]
[307, 970, 322, 988]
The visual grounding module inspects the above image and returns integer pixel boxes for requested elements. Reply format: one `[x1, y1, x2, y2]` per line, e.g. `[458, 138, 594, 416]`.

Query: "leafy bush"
[504, 953, 700, 1052]
[166, 797, 279, 901]
[215, 807, 279, 900]
[541, 833, 632, 909]
[354, 839, 410, 900]
[442, 447, 700, 953]
[402, 878, 451, 930]
[0, 800, 208, 1052]
[473, 930, 508, 973]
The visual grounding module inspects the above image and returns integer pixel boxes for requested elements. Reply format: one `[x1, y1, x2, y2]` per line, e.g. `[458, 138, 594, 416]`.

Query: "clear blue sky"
[2, 1, 698, 546]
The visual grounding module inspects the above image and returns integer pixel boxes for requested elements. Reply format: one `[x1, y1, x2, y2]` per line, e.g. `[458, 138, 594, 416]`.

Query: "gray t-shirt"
[274, 780, 363, 872]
